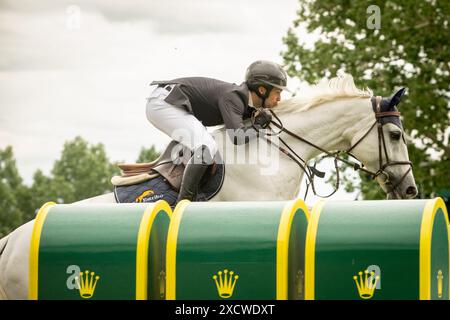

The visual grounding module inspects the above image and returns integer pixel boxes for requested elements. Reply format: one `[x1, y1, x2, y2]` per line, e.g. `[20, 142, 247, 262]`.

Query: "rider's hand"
[253, 110, 272, 129]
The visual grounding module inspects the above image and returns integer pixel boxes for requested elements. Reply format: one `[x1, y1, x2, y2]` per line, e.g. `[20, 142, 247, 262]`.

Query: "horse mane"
[277, 73, 373, 113]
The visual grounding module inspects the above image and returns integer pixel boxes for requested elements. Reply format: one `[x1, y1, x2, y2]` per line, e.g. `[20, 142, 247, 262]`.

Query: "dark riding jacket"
[150, 77, 259, 145]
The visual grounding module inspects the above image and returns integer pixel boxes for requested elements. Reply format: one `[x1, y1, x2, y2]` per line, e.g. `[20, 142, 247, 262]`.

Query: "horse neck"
[211, 97, 374, 201]
[275, 97, 374, 162]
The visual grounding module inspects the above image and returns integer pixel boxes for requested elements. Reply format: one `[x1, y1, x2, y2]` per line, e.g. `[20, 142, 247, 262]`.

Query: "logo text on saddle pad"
[212, 269, 239, 299]
[134, 190, 163, 203]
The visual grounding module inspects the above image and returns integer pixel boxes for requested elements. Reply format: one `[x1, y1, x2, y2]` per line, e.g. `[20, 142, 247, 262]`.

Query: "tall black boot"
[176, 145, 213, 203]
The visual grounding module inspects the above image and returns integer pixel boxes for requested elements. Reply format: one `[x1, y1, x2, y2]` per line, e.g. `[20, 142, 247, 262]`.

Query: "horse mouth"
[379, 177, 396, 199]
[386, 187, 402, 200]
[382, 176, 406, 199]
[385, 182, 418, 199]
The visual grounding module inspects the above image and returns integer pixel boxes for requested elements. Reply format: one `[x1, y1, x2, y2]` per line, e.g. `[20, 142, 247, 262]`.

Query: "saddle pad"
[114, 163, 225, 206]
[114, 175, 178, 205]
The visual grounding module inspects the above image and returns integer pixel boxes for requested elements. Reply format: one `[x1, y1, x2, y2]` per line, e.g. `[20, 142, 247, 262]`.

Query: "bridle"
[347, 96, 413, 192]
[253, 95, 413, 199]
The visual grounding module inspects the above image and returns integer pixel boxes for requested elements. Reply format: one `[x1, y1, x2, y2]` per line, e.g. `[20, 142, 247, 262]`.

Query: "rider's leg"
[176, 144, 213, 202]
[146, 87, 218, 202]
[146, 87, 217, 156]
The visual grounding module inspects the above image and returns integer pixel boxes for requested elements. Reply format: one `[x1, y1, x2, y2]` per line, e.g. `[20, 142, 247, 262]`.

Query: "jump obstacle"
[29, 198, 449, 300]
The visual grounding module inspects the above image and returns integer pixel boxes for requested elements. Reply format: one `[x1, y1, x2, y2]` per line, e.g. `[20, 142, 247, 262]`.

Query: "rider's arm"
[218, 96, 260, 145]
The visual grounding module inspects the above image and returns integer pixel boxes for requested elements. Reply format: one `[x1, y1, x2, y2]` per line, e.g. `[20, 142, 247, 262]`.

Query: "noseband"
[256, 95, 413, 198]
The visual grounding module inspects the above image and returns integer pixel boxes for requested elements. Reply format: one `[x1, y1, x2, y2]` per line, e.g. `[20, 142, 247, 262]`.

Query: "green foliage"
[51, 136, 120, 203]
[282, 0, 450, 199]
[0, 147, 24, 237]
[137, 145, 160, 163]
[0, 139, 160, 236]
[25, 170, 71, 219]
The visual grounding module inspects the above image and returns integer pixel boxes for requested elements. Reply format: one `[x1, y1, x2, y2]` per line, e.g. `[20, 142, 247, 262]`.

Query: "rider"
[146, 60, 288, 203]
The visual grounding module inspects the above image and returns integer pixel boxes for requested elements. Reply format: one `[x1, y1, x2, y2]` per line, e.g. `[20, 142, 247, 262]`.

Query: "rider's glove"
[253, 110, 272, 129]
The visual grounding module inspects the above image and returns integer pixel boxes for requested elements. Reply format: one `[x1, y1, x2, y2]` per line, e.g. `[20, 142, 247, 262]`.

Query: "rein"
[253, 96, 413, 199]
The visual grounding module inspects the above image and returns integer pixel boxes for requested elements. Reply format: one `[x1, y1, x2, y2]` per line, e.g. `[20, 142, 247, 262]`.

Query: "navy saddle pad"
[114, 164, 224, 207]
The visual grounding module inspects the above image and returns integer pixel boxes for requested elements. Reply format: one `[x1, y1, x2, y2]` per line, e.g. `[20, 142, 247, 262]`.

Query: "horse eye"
[390, 131, 401, 140]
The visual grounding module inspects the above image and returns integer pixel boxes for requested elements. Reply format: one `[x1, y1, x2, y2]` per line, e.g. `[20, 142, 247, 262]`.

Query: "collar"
[248, 91, 256, 108]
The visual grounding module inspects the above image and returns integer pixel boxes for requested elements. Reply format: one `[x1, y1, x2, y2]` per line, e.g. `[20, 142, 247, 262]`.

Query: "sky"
[0, 0, 357, 205]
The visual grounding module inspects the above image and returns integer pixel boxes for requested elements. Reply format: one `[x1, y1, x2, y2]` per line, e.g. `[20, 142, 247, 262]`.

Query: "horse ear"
[390, 87, 406, 107]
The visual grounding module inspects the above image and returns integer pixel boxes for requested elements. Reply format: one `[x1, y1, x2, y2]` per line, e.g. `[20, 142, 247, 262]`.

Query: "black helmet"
[245, 60, 288, 95]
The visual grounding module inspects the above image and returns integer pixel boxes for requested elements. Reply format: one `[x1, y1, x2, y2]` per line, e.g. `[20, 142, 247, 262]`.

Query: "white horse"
[0, 75, 417, 299]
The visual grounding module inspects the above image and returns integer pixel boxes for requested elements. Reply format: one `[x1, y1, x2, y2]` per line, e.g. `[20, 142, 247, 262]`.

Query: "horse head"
[347, 88, 418, 199]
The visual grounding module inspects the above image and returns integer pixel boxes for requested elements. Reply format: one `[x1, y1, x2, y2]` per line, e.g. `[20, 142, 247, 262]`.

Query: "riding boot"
[176, 145, 213, 203]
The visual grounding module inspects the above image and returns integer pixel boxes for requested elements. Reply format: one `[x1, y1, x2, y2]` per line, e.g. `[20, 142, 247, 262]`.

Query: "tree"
[136, 145, 160, 163]
[49, 136, 120, 203]
[282, 0, 449, 199]
[23, 137, 121, 220]
[0, 147, 25, 237]
[23, 169, 68, 222]
[0, 138, 135, 236]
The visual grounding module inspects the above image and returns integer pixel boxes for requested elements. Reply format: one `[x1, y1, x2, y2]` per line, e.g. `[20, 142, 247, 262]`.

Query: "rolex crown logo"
[212, 269, 239, 299]
[353, 270, 379, 299]
[76, 270, 100, 299]
[437, 270, 443, 299]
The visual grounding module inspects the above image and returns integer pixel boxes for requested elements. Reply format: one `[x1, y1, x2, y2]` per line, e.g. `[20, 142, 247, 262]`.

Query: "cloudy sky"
[0, 0, 356, 204]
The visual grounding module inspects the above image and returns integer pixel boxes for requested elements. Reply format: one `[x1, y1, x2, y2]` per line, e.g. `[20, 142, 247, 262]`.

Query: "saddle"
[112, 141, 190, 190]
[111, 141, 225, 205]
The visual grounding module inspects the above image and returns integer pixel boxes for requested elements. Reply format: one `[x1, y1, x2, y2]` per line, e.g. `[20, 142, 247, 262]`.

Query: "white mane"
[278, 74, 373, 113]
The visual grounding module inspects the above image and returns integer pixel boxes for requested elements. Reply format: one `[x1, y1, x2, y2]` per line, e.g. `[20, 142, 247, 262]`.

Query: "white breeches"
[146, 86, 218, 156]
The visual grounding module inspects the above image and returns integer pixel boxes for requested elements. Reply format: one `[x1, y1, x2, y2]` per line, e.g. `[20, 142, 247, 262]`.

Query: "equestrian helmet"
[245, 60, 288, 93]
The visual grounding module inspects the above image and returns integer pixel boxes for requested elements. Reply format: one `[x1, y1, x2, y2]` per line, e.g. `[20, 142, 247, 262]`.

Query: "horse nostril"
[406, 186, 417, 196]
